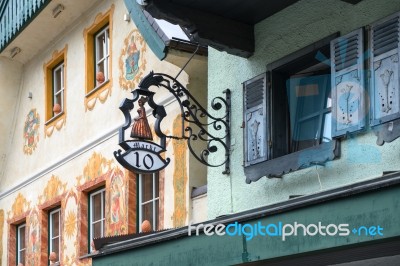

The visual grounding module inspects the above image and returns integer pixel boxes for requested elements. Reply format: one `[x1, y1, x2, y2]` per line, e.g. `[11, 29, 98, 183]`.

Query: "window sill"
[244, 140, 340, 183]
[85, 79, 110, 98]
[45, 111, 65, 126]
[44, 111, 66, 137]
[84, 79, 112, 111]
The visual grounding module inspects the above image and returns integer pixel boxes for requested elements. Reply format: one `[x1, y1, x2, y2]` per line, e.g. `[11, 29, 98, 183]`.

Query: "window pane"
[51, 211, 60, 237]
[92, 193, 102, 221]
[54, 67, 63, 93]
[19, 250, 25, 264]
[93, 221, 102, 238]
[97, 61, 105, 74]
[19, 226, 25, 248]
[142, 202, 153, 227]
[322, 113, 332, 142]
[96, 32, 105, 60]
[293, 117, 320, 151]
[289, 76, 325, 118]
[142, 174, 153, 203]
[51, 237, 59, 254]
[55, 93, 62, 108]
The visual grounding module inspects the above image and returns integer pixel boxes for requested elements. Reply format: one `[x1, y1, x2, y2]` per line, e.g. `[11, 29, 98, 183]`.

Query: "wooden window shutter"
[243, 73, 268, 167]
[370, 13, 400, 126]
[331, 28, 365, 137]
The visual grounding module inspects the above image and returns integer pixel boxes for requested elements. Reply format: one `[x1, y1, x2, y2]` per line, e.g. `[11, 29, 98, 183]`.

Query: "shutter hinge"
[241, 121, 245, 128]
[269, 140, 272, 148]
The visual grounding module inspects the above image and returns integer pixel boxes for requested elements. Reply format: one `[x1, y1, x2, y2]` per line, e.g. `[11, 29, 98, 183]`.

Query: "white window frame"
[89, 188, 105, 249]
[94, 25, 110, 88]
[49, 208, 61, 262]
[138, 173, 159, 232]
[17, 223, 26, 264]
[52, 62, 64, 116]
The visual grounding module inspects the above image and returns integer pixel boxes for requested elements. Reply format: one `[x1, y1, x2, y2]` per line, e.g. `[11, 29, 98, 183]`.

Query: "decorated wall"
[0, 0, 206, 264]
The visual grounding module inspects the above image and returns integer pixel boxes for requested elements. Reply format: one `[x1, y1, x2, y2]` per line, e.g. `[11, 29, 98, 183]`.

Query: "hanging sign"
[114, 94, 170, 174]
[114, 140, 169, 173]
[114, 71, 230, 175]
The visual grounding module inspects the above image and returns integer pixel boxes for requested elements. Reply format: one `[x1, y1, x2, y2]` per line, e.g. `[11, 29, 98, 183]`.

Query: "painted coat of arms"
[119, 29, 147, 90]
[23, 109, 40, 154]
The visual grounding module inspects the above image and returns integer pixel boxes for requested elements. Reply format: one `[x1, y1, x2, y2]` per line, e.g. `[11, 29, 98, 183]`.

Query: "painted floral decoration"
[23, 109, 40, 155]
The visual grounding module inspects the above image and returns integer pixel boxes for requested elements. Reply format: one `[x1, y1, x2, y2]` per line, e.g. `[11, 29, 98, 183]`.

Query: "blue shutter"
[331, 28, 365, 137]
[370, 13, 400, 126]
[243, 73, 268, 167]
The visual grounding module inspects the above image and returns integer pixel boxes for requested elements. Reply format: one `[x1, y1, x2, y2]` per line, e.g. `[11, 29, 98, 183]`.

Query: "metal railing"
[0, 0, 50, 52]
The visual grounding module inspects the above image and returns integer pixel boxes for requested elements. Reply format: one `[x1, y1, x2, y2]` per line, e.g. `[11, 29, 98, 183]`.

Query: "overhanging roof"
[139, 0, 364, 58]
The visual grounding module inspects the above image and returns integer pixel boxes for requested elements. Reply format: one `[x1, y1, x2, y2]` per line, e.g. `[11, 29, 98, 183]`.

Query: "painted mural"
[108, 168, 127, 235]
[172, 114, 188, 227]
[23, 109, 40, 155]
[26, 210, 40, 266]
[8, 193, 31, 220]
[78, 152, 113, 185]
[38, 175, 67, 205]
[119, 29, 147, 90]
[63, 191, 78, 265]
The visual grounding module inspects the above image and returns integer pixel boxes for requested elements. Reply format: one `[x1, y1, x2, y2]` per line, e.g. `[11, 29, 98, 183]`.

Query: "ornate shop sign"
[114, 71, 231, 174]
[114, 95, 169, 173]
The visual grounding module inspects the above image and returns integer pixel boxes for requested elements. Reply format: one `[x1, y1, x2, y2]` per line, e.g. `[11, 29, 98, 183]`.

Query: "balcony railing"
[0, 0, 50, 52]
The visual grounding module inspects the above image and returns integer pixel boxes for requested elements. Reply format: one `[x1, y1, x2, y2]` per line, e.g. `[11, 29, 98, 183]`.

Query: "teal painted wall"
[207, 0, 400, 219]
[93, 184, 400, 265]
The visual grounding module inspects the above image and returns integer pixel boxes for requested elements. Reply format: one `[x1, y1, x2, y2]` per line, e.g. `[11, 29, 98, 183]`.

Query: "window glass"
[17, 223, 26, 264]
[90, 188, 105, 245]
[52, 63, 64, 116]
[138, 173, 159, 232]
[49, 208, 61, 261]
[94, 26, 109, 88]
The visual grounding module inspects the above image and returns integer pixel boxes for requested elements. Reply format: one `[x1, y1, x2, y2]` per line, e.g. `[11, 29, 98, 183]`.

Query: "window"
[89, 188, 105, 249]
[84, 6, 114, 104]
[52, 63, 64, 116]
[138, 173, 159, 232]
[243, 12, 400, 182]
[17, 223, 26, 265]
[49, 208, 61, 262]
[44, 46, 67, 136]
[269, 51, 332, 157]
[94, 25, 110, 88]
[243, 33, 355, 182]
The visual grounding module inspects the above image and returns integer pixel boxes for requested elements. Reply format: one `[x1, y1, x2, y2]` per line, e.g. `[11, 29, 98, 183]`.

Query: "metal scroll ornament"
[114, 71, 231, 174]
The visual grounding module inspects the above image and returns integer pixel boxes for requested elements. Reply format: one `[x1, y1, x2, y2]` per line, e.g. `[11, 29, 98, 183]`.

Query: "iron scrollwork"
[116, 71, 231, 174]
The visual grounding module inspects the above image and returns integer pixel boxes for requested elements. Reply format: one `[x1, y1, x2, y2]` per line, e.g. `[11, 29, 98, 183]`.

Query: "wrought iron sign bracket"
[114, 71, 231, 175]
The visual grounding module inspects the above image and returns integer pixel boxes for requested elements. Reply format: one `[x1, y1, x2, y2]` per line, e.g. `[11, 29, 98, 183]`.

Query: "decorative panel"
[331, 28, 365, 137]
[370, 13, 400, 126]
[243, 73, 268, 166]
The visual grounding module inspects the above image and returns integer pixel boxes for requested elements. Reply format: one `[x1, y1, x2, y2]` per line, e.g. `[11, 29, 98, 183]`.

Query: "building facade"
[0, 0, 207, 265]
[93, 0, 400, 265]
